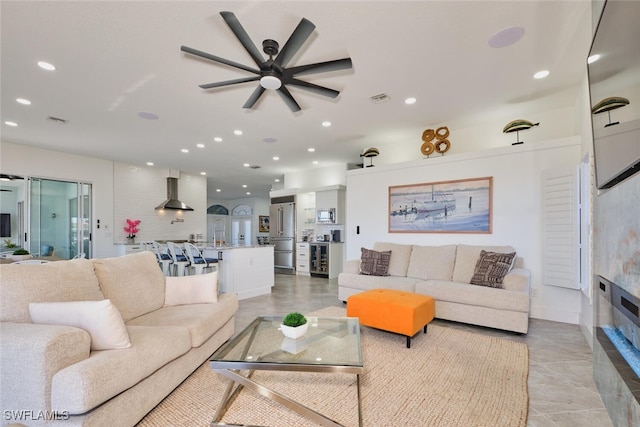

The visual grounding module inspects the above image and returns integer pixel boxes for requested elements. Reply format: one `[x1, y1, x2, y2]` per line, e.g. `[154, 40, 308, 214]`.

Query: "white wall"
[0, 141, 114, 258]
[345, 137, 583, 324]
[284, 164, 348, 189]
[113, 163, 207, 244]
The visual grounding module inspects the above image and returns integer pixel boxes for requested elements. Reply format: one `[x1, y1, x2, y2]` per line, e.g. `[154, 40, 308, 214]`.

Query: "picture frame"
[258, 215, 270, 233]
[389, 176, 492, 233]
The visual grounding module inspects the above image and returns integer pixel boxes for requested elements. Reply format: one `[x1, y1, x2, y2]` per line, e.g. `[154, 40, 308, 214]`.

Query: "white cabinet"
[114, 243, 144, 257]
[217, 246, 274, 300]
[315, 188, 346, 224]
[296, 242, 310, 275]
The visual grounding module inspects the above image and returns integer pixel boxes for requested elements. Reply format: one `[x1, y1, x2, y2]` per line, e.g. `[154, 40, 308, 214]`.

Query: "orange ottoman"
[347, 289, 435, 348]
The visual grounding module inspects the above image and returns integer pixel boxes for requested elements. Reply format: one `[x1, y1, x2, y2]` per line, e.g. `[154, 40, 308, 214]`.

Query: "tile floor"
[233, 274, 613, 427]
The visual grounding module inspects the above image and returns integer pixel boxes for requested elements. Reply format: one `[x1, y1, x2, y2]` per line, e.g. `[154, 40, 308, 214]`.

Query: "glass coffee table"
[210, 315, 363, 427]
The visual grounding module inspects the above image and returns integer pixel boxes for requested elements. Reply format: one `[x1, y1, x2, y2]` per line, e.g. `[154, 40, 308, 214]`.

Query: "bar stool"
[183, 242, 218, 275]
[151, 242, 172, 276]
[166, 242, 190, 276]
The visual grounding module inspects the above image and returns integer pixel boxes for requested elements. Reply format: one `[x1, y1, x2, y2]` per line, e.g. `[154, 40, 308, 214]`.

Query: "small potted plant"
[281, 312, 308, 339]
[11, 248, 31, 261]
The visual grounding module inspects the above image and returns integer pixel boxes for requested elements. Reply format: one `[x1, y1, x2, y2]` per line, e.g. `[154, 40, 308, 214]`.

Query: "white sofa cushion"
[415, 279, 529, 313]
[373, 242, 413, 277]
[128, 293, 239, 348]
[406, 244, 457, 280]
[164, 272, 218, 306]
[29, 299, 131, 350]
[51, 325, 191, 414]
[452, 245, 516, 284]
[338, 272, 421, 293]
[93, 252, 166, 322]
[0, 259, 104, 323]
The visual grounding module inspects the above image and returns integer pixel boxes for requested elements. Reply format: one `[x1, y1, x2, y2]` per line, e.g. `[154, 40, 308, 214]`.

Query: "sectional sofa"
[338, 242, 531, 333]
[0, 251, 238, 426]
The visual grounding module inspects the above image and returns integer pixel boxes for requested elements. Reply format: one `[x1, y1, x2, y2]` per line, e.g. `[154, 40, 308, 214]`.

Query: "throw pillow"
[359, 248, 392, 276]
[164, 271, 218, 306]
[470, 250, 517, 288]
[29, 299, 131, 350]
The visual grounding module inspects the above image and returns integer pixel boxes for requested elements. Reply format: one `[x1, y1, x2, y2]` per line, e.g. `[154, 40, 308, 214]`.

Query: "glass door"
[29, 178, 92, 259]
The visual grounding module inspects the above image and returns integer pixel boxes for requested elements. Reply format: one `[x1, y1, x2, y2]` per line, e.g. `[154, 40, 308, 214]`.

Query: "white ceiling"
[1, 1, 593, 200]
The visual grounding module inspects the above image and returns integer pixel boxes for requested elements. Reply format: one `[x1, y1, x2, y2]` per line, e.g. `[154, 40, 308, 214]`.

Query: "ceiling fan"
[181, 11, 353, 112]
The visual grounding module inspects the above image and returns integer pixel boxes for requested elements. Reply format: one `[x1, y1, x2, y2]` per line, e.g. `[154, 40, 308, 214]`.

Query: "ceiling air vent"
[249, 165, 261, 169]
[369, 93, 391, 104]
[47, 116, 68, 124]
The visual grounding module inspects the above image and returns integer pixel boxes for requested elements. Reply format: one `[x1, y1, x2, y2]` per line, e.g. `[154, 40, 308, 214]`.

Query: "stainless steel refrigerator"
[269, 201, 295, 274]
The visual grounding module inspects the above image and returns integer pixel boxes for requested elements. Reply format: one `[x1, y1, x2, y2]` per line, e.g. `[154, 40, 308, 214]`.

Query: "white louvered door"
[542, 167, 580, 289]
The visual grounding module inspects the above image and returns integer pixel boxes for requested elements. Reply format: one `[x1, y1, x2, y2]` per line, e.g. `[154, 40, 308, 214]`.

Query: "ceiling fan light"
[260, 75, 282, 90]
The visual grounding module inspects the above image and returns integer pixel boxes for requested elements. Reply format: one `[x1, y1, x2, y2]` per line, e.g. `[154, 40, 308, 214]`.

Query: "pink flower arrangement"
[124, 219, 141, 239]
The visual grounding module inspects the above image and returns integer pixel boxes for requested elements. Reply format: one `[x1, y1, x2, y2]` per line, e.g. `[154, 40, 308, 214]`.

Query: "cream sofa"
[0, 251, 239, 426]
[338, 243, 531, 333]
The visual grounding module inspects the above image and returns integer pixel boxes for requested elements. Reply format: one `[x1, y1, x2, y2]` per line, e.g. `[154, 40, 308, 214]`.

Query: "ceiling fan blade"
[287, 79, 340, 99]
[220, 11, 265, 68]
[286, 57, 353, 77]
[276, 86, 301, 112]
[274, 18, 316, 68]
[243, 85, 266, 109]
[200, 76, 260, 89]
[181, 45, 260, 74]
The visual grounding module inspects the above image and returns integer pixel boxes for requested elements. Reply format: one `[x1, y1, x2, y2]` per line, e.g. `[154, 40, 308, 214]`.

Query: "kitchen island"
[203, 245, 274, 300]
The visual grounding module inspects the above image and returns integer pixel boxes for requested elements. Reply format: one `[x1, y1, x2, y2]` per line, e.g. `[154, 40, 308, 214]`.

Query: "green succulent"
[282, 312, 307, 327]
[3, 239, 18, 248]
[12, 249, 29, 255]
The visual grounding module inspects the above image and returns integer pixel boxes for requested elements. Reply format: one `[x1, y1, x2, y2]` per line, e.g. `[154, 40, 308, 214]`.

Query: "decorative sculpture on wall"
[360, 147, 380, 167]
[591, 96, 630, 127]
[502, 119, 539, 145]
[421, 126, 451, 157]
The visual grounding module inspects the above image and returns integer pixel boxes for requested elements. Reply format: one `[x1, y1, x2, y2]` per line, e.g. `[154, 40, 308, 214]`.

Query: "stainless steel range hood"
[155, 172, 193, 211]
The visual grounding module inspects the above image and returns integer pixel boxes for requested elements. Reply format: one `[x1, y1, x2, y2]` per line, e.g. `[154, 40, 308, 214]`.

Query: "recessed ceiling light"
[404, 97, 417, 105]
[214, 137, 222, 142]
[533, 70, 550, 79]
[37, 61, 55, 71]
[246, 192, 251, 195]
[146, 162, 154, 166]
[322, 121, 331, 127]
[242, 184, 247, 188]
[200, 172, 206, 176]
[274, 178, 280, 182]
[273, 156, 279, 161]
[16, 98, 31, 105]
[312, 160, 319, 165]
[587, 54, 601, 64]
[216, 188, 221, 192]
[5, 121, 18, 127]
[263, 137, 277, 143]
[307, 148, 315, 152]
[234, 130, 243, 136]
[137, 111, 159, 120]
[181, 149, 189, 153]
[196, 143, 205, 148]
[488, 26, 525, 48]
[243, 163, 250, 167]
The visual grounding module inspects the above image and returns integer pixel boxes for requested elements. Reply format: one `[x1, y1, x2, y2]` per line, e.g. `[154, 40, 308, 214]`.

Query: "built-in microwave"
[316, 208, 336, 224]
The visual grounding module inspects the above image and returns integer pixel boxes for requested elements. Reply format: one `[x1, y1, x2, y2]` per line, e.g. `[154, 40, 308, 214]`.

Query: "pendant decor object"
[360, 147, 380, 167]
[591, 96, 630, 128]
[503, 119, 540, 145]
[421, 126, 451, 157]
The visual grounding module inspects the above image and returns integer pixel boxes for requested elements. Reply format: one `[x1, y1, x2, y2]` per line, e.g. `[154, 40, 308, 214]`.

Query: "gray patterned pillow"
[470, 250, 516, 288]
[359, 248, 392, 276]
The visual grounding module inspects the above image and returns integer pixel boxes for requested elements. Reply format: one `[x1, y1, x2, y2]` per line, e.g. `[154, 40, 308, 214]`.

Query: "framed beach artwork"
[389, 177, 493, 233]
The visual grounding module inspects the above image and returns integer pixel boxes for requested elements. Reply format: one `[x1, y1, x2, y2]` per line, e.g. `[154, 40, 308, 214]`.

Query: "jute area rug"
[138, 306, 529, 427]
